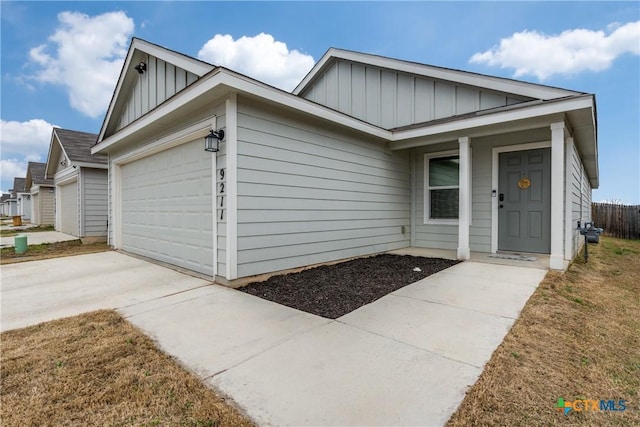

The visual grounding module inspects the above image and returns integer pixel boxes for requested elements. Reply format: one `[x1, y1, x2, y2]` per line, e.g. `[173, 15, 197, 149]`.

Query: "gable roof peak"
[294, 47, 582, 100]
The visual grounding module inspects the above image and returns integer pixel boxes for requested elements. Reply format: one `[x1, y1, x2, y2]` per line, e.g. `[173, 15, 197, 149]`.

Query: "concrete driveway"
[1, 252, 546, 426]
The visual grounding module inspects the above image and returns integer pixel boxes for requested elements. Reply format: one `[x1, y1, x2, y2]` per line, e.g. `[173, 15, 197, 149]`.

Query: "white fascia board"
[54, 168, 79, 185]
[93, 69, 391, 154]
[295, 48, 579, 100]
[391, 96, 594, 149]
[74, 162, 108, 170]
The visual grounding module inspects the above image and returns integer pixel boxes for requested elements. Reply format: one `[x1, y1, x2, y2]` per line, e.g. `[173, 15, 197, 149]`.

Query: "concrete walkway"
[1, 252, 546, 426]
[0, 231, 79, 248]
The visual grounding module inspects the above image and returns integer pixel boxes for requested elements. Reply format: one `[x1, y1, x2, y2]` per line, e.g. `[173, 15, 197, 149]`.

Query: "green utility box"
[14, 234, 27, 254]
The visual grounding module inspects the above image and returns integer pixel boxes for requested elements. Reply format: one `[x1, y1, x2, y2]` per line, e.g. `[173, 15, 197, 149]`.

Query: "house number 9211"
[217, 168, 225, 221]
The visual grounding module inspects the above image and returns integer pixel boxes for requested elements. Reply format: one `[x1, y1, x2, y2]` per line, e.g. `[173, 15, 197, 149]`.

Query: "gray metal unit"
[301, 59, 531, 129]
[235, 99, 411, 278]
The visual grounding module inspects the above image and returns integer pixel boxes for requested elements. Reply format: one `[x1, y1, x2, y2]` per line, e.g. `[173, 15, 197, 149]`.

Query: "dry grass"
[1, 310, 254, 427]
[448, 236, 640, 426]
[0, 240, 110, 264]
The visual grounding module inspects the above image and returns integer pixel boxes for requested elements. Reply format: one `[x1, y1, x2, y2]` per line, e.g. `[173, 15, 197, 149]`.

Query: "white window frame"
[424, 150, 460, 225]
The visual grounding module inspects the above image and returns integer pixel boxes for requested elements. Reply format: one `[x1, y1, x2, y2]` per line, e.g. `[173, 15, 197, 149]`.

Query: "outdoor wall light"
[204, 129, 225, 152]
[134, 62, 147, 74]
[60, 159, 67, 167]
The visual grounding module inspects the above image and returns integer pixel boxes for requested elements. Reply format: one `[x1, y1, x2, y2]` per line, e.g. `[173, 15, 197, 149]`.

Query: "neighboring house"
[0, 193, 10, 216]
[92, 38, 597, 282]
[4, 187, 17, 216]
[25, 162, 55, 226]
[44, 128, 108, 240]
[13, 177, 31, 221]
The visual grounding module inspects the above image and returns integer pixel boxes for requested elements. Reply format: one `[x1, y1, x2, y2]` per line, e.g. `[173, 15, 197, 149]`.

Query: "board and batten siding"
[81, 168, 108, 237]
[300, 59, 531, 129]
[116, 55, 199, 131]
[235, 100, 411, 278]
[412, 128, 552, 252]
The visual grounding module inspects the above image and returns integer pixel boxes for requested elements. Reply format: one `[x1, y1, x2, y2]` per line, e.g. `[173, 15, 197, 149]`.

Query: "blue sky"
[1, 1, 639, 203]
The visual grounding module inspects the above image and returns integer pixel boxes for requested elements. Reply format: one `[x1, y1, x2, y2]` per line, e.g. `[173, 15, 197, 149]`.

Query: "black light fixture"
[204, 129, 225, 152]
[134, 62, 146, 74]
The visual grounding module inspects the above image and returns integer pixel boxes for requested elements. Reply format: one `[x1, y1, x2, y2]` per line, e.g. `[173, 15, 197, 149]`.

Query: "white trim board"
[490, 140, 552, 254]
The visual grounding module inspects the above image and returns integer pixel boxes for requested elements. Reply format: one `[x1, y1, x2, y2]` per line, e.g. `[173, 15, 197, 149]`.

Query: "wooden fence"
[591, 203, 640, 239]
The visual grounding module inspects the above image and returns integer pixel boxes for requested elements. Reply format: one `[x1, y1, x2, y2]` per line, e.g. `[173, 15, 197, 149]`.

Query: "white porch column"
[550, 122, 565, 270]
[457, 136, 471, 260]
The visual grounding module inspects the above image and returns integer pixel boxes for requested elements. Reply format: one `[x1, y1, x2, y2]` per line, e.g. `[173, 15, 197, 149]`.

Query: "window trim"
[424, 150, 460, 225]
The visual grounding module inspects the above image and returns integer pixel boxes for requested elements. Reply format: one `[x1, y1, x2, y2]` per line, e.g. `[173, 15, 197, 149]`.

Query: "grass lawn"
[0, 240, 110, 264]
[448, 236, 640, 426]
[0, 310, 254, 427]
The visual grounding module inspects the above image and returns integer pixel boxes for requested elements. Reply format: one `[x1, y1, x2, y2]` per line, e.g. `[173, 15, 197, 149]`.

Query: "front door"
[498, 148, 551, 253]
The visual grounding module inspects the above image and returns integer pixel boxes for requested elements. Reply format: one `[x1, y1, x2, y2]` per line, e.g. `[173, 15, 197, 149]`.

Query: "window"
[425, 152, 459, 222]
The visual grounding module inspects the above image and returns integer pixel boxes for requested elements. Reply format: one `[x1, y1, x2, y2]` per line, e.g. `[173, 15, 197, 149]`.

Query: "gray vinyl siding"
[81, 168, 108, 237]
[235, 99, 411, 278]
[301, 59, 532, 129]
[116, 55, 200, 131]
[568, 146, 593, 259]
[412, 128, 551, 252]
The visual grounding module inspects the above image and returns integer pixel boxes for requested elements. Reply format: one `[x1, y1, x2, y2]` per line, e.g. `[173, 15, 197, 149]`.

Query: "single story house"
[92, 38, 597, 282]
[45, 128, 108, 240]
[0, 193, 10, 216]
[25, 161, 55, 226]
[13, 177, 31, 221]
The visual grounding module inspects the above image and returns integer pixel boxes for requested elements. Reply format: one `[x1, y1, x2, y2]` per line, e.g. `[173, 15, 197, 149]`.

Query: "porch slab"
[388, 247, 551, 270]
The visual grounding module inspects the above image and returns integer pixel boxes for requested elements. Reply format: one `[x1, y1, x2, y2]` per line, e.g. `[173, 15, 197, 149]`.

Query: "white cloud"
[0, 159, 27, 183]
[0, 119, 56, 160]
[198, 33, 315, 91]
[27, 11, 134, 117]
[470, 21, 640, 80]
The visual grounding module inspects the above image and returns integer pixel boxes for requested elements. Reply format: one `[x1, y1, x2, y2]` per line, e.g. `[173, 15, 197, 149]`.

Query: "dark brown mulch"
[239, 254, 459, 319]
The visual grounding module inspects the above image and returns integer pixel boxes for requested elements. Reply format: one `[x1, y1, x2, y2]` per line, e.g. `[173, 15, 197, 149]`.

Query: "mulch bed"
[239, 254, 459, 319]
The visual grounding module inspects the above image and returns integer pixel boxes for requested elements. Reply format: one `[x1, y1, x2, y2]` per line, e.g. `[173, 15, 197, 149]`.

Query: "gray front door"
[498, 148, 551, 253]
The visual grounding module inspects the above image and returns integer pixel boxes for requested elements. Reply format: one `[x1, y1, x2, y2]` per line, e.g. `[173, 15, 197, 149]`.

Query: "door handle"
[499, 204, 504, 209]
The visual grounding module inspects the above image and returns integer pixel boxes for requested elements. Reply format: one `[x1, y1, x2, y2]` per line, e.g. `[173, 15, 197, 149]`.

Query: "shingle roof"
[28, 162, 54, 186]
[55, 128, 107, 164]
[0, 194, 10, 203]
[12, 177, 26, 197]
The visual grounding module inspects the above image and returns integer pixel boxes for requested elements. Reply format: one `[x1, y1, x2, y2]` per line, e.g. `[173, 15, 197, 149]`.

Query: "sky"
[1, 1, 639, 204]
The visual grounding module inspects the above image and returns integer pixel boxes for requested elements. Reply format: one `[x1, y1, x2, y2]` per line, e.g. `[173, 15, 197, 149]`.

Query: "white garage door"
[121, 139, 214, 276]
[60, 180, 79, 236]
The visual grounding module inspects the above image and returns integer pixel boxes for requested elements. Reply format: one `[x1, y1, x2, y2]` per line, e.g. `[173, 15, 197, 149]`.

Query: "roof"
[294, 48, 582, 100]
[55, 128, 106, 164]
[12, 177, 26, 197]
[26, 162, 53, 187]
[0, 194, 10, 203]
[93, 41, 598, 188]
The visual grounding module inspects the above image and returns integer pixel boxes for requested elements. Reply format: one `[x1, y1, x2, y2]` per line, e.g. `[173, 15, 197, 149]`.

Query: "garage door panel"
[121, 139, 214, 276]
[60, 180, 78, 236]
